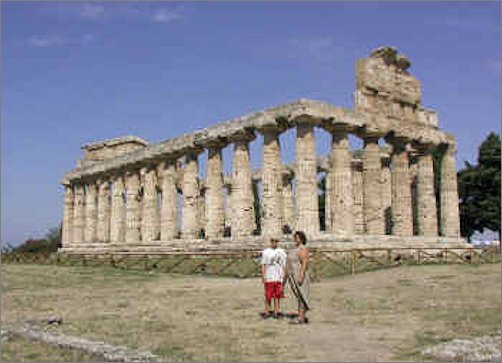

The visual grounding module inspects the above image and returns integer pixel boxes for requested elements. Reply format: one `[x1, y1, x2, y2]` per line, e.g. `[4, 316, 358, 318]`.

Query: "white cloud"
[80, 4, 105, 20]
[28, 34, 94, 48]
[152, 8, 181, 24]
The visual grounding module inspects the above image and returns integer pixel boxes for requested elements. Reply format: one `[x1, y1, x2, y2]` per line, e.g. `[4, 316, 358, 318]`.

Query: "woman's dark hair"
[294, 231, 307, 245]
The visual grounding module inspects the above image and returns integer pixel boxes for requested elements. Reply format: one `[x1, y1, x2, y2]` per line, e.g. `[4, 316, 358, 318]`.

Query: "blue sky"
[2, 1, 500, 245]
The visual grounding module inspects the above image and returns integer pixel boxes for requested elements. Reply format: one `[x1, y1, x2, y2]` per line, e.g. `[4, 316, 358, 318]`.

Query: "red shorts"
[265, 282, 285, 300]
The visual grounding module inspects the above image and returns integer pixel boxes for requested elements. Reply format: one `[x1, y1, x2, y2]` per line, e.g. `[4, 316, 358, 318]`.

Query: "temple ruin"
[59, 46, 466, 254]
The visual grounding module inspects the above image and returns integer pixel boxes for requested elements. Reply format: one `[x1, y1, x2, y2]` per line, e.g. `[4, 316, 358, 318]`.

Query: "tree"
[458, 132, 501, 241]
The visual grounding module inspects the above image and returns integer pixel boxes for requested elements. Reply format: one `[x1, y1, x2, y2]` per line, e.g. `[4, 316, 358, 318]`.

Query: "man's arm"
[298, 249, 309, 285]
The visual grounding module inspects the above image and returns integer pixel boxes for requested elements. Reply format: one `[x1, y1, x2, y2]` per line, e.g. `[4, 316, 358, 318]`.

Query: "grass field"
[1, 262, 500, 361]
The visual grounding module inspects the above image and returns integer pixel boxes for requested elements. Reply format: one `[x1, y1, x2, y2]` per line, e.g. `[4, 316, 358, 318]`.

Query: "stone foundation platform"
[59, 234, 471, 255]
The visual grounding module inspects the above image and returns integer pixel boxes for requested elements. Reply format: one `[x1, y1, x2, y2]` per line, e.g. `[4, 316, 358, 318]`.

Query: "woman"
[286, 230, 310, 324]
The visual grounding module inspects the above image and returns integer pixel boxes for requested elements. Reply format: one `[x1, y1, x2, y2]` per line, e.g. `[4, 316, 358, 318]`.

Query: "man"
[260, 238, 287, 319]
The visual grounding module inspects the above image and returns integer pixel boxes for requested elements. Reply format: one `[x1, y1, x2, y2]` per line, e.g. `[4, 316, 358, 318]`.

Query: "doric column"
[381, 158, 392, 234]
[205, 145, 225, 239]
[96, 178, 111, 242]
[282, 175, 295, 232]
[72, 184, 85, 243]
[110, 175, 125, 242]
[182, 152, 200, 239]
[352, 162, 364, 235]
[141, 167, 159, 242]
[261, 126, 284, 239]
[440, 143, 461, 237]
[159, 161, 177, 240]
[416, 145, 438, 236]
[362, 135, 385, 235]
[84, 182, 97, 242]
[231, 132, 256, 237]
[62, 184, 74, 245]
[390, 139, 413, 236]
[125, 171, 141, 243]
[295, 121, 319, 236]
[328, 128, 354, 235]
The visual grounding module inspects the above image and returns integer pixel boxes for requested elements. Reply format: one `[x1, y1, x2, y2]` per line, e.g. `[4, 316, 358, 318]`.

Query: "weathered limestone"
[72, 184, 85, 243]
[141, 167, 159, 242]
[295, 121, 319, 237]
[84, 183, 97, 242]
[362, 135, 385, 235]
[231, 133, 256, 237]
[261, 127, 284, 239]
[96, 179, 110, 242]
[381, 158, 392, 234]
[390, 140, 413, 236]
[181, 153, 200, 239]
[416, 146, 438, 236]
[124, 172, 141, 243]
[110, 176, 125, 242]
[327, 128, 354, 235]
[282, 176, 295, 232]
[205, 146, 225, 239]
[352, 163, 365, 235]
[62, 185, 74, 244]
[159, 161, 177, 240]
[440, 144, 461, 237]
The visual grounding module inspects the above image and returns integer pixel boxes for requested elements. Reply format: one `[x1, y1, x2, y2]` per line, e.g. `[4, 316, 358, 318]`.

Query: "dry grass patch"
[2, 263, 500, 361]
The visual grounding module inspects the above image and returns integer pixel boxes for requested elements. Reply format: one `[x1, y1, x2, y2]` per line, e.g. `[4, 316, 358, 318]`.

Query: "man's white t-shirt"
[261, 247, 287, 282]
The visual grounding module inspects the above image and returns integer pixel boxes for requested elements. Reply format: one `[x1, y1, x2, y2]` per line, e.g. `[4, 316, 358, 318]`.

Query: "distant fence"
[2, 247, 500, 280]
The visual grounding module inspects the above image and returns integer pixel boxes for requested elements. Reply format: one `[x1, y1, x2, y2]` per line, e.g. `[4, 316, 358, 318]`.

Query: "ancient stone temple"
[59, 47, 466, 254]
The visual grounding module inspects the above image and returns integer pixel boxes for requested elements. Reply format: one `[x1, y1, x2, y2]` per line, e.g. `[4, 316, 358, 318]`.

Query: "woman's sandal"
[288, 318, 308, 325]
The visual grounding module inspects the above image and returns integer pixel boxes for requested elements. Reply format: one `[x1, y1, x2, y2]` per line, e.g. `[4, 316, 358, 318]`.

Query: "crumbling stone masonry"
[59, 47, 467, 254]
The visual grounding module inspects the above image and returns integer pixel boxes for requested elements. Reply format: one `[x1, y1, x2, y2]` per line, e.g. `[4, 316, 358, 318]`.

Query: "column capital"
[231, 129, 256, 144]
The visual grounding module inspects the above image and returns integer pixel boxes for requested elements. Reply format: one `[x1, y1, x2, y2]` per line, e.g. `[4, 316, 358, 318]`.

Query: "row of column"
[62, 124, 461, 245]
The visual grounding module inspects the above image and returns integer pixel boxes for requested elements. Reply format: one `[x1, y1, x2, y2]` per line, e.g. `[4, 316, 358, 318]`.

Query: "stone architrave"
[261, 127, 284, 239]
[352, 162, 364, 235]
[328, 128, 354, 235]
[96, 179, 111, 242]
[390, 139, 413, 236]
[205, 146, 225, 239]
[440, 144, 461, 237]
[231, 133, 256, 237]
[72, 184, 85, 243]
[141, 167, 159, 242]
[362, 135, 385, 235]
[159, 161, 177, 240]
[295, 121, 319, 237]
[416, 145, 438, 236]
[110, 175, 125, 242]
[62, 185, 74, 244]
[124, 171, 141, 243]
[84, 182, 98, 242]
[181, 153, 200, 239]
[282, 176, 295, 232]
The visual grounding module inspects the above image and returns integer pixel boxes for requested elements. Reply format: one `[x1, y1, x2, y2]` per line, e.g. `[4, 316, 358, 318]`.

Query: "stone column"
[362, 135, 385, 235]
[72, 184, 85, 243]
[231, 132, 256, 237]
[110, 175, 125, 242]
[96, 179, 111, 242]
[328, 128, 354, 235]
[282, 175, 295, 232]
[416, 145, 438, 236]
[295, 121, 319, 236]
[84, 182, 97, 242]
[261, 127, 284, 239]
[159, 161, 177, 240]
[125, 171, 141, 243]
[182, 152, 200, 239]
[352, 162, 365, 235]
[62, 184, 74, 245]
[390, 139, 413, 236]
[141, 167, 159, 242]
[381, 158, 392, 234]
[440, 143, 461, 237]
[205, 145, 225, 239]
